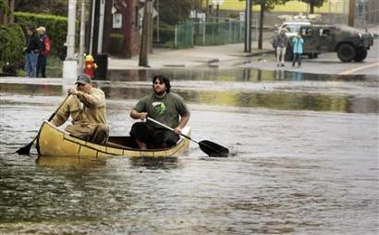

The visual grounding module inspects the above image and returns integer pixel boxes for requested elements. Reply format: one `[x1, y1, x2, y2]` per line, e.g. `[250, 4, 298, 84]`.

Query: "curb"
[246, 50, 276, 57]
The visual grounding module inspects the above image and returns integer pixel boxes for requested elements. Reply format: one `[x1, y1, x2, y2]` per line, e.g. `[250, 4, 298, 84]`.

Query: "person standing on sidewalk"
[276, 29, 288, 67]
[292, 33, 304, 67]
[24, 27, 40, 78]
[36, 26, 51, 78]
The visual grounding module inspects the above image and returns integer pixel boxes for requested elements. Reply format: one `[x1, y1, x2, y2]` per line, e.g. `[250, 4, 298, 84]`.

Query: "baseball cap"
[36, 26, 46, 32]
[76, 74, 92, 85]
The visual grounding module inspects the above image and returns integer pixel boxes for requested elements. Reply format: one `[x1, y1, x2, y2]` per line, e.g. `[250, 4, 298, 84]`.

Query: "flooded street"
[1, 68, 378, 234]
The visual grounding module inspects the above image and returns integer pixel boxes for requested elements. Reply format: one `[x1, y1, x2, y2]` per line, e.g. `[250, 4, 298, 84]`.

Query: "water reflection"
[1, 67, 378, 234]
[128, 156, 180, 170]
[292, 71, 304, 81]
[107, 68, 377, 82]
[275, 69, 285, 80]
[242, 68, 252, 81]
[35, 155, 181, 170]
[36, 156, 107, 168]
[101, 87, 378, 113]
[2, 85, 378, 114]
[0, 83, 61, 96]
[1, 68, 378, 114]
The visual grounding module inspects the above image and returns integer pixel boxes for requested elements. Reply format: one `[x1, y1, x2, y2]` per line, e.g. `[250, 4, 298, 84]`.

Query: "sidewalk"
[108, 25, 378, 70]
[0, 41, 274, 85]
[108, 41, 274, 70]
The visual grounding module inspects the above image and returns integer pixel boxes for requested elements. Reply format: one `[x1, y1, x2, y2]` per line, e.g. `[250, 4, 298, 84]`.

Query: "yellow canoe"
[36, 121, 191, 158]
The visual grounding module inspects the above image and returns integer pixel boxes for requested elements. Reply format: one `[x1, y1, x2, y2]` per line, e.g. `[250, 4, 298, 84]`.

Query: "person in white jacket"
[275, 29, 289, 67]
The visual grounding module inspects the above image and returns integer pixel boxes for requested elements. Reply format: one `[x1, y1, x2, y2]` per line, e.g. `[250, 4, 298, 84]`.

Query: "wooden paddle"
[146, 117, 229, 157]
[16, 95, 70, 155]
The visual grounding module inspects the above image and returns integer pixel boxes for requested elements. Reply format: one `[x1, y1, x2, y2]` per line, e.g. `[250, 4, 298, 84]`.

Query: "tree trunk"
[258, 3, 265, 50]
[9, 0, 14, 23]
[206, 0, 209, 19]
[0, 0, 10, 24]
[310, 2, 314, 14]
[348, 0, 355, 26]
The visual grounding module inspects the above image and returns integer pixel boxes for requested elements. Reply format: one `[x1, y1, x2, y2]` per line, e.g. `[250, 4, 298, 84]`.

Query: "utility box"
[95, 54, 108, 80]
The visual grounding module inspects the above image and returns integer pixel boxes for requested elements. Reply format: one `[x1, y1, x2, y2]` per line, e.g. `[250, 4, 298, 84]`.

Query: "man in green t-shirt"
[130, 75, 190, 149]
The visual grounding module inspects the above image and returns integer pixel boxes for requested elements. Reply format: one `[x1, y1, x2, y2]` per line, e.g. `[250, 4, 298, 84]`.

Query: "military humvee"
[285, 24, 374, 62]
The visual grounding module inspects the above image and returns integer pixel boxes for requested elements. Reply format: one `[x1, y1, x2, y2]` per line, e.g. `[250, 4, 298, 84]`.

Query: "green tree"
[242, 0, 289, 49]
[158, 0, 193, 25]
[1, 0, 24, 72]
[0, 0, 11, 16]
[0, 24, 24, 72]
[300, 0, 327, 14]
[14, 0, 69, 16]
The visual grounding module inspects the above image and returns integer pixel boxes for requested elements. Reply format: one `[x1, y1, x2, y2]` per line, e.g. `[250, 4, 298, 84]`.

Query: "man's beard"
[154, 89, 166, 96]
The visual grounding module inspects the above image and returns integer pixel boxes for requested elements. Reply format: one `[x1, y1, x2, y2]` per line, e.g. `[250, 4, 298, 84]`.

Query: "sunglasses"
[77, 83, 85, 87]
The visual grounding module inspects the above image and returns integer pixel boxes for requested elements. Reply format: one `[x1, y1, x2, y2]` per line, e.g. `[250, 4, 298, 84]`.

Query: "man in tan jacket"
[51, 74, 109, 144]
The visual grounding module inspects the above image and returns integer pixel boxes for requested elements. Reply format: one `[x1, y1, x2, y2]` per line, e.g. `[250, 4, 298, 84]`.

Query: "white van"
[277, 21, 311, 37]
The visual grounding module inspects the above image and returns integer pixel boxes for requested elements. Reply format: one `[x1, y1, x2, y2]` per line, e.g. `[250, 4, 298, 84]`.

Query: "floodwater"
[1, 68, 378, 234]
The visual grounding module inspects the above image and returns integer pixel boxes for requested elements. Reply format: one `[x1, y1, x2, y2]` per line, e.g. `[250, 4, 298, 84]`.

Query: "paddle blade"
[16, 141, 34, 155]
[199, 140, 229, 157]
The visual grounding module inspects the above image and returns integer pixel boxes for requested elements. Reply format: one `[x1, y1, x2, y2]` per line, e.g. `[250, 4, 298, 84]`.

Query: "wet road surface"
[0, 68, 378, 234]
[241, 38, 379, 75]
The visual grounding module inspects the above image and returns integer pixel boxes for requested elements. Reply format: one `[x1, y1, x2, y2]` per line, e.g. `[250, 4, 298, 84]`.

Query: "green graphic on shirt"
[154, 102, 166, 115]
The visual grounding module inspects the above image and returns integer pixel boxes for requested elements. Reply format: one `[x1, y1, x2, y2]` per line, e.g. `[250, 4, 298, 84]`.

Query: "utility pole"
[78, 0, 86, 74]
[244, 0, 252, 53]
[216, 3, 219, 22]
[206, 0, 209, 20]
[139, 0, 152, 67]
[98, 0, 106, 54]
[156, 0, 160, 43]
[348, 0, 355, 26]
[63, 0, 78, 84]
[213, 0, 224, 22]
[89, 0, 97, 54]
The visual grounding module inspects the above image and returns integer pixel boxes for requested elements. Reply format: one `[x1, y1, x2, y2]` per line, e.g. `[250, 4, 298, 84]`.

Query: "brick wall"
[104, 0, 141, 58]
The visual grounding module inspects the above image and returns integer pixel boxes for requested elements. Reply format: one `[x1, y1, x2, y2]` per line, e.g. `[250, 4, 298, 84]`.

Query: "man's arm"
[130, 109, 148, 120]
[68, 88, 105, 108]
[50, 98, 70, 127]
[174, 113, 190, 135]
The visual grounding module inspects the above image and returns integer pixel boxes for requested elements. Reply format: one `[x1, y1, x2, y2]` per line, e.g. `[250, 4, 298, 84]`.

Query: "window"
[321, 29, 330, 36]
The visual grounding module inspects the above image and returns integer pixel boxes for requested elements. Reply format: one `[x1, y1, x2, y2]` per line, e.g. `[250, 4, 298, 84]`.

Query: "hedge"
[14, 11, 68, 56]
[108, 33, 124, 56]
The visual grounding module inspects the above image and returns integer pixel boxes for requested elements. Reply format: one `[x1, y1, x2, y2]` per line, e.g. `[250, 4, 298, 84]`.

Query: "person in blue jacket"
[292, 33, 304, 67]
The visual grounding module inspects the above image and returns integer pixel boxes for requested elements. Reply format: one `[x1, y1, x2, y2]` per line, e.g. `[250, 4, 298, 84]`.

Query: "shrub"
[0, 24, 25, 69]
[14, 11, 68, 56]
[108, 33, 124, 56]
[155, 23, 175, 46]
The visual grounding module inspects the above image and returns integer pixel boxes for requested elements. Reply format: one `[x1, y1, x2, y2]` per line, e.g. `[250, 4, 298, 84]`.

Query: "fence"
[173, 20, 247, 48]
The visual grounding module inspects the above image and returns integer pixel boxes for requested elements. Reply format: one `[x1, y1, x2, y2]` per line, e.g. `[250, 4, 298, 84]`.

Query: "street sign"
[139, 7, 158, 18]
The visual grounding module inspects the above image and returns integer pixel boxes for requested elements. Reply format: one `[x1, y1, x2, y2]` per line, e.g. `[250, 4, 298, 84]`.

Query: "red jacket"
[39, 35, 51, 56]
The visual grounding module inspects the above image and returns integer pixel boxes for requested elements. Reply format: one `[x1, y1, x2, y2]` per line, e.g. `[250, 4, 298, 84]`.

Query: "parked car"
[276, 21, 311, 37]
[270, 20, 311, 55]
[284, 24, 374, 62]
